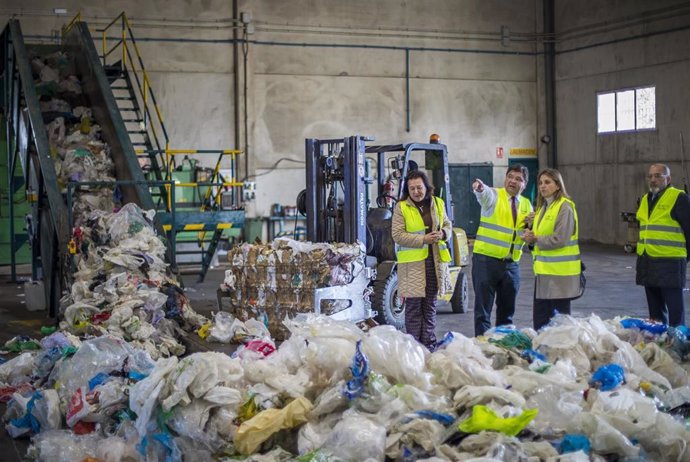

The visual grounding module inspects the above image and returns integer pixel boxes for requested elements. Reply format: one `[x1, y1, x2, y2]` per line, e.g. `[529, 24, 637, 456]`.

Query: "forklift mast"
[304, 136, 371, 244]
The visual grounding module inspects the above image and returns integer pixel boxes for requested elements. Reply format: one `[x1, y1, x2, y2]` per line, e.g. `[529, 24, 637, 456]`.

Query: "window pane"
[597, 93, 616, 133]
[636, 86, 656, 129]
[616, 90, 635, 130]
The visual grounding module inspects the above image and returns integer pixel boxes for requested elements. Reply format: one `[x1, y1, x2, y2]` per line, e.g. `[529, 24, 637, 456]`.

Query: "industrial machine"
[299, 135, 469, 329]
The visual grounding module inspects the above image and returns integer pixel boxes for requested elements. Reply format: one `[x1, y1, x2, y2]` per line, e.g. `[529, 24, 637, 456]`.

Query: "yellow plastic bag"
[237, 395, 259, 423]
[458, 404, 538, 437]
[197, 322, 212, 340]
[234, 396, 313, 454]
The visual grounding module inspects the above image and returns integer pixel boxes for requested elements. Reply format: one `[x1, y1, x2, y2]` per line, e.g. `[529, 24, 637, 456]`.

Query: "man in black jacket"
[635, 164, 690, 326]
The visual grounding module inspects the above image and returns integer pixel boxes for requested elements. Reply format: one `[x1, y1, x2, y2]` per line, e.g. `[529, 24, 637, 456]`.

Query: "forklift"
[297, 135, 469, 329]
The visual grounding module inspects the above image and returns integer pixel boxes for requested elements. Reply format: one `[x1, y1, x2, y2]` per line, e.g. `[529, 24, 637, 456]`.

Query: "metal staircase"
[103, 60, 168, 209]
[99, 12, 245, 283]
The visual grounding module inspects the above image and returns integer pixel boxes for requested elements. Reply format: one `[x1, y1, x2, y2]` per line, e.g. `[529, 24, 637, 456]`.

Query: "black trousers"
[472, 253, 520, 336]
[645, 286, 685, 326]
[533, 297, 571, 331]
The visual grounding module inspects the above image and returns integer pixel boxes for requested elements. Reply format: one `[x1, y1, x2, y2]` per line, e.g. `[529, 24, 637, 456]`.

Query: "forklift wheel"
[373, 272, 405, 330]
[450, 271, 469, 313]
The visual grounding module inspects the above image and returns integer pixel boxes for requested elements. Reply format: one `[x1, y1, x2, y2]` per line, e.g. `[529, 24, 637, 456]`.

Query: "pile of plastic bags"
[1, 313, 690, 461]
[29, 50, 210, 359]
[34, 51, 118, 223]
[60, 203, 208, 359]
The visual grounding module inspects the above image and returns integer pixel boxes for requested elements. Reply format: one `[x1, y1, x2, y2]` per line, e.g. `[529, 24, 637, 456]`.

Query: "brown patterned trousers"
[404, 254, 438, 349]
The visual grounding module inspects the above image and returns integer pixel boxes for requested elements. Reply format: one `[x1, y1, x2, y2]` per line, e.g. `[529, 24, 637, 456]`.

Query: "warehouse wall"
[554, 1, 690, 244]
[2, 0, 540, 218]
[247, 0, 539, 216]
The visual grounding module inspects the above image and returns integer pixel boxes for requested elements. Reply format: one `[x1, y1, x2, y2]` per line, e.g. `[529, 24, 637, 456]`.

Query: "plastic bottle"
[80, 116, 92, 134]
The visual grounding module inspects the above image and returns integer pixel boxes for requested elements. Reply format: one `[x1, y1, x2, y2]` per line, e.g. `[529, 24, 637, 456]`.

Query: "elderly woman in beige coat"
[392, 170, 453, 349]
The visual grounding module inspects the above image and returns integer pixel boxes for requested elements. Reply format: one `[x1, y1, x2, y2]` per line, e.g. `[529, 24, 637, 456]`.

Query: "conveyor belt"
[1, 19, 154, 314]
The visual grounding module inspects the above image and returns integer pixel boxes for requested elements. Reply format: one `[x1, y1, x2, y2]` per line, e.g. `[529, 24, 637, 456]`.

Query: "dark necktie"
[507, 196, 517, 260]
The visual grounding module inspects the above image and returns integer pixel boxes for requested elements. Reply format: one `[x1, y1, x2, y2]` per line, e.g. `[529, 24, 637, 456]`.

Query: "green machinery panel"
[0, 136, 31, 265]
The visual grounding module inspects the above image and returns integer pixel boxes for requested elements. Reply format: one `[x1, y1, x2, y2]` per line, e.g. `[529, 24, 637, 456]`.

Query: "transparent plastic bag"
[0, 351, 36, 385]
[309, 382, 348, 419]
[58, 75, 82, 94]
[590, 388, 690, 460]
[453, 385, 526, 410]
[162, 352, 237, 411]
[526, 385, 584, 436]
[129, 356, 178, 436]
[567, 412, 639, 458]
[39, 65, 59, 83]
[639, 342, 689, 387]
[302, 335, 359, 385]
[106, 202, 155, 243]
[386, 417, 445, 459]
[501, 364, 586, 397]
[612, 341, 672, 390]
[208, 311, 236, 343]
[285, 314, 364, 343]
[95, 436, 141, 462]
[362, 325, 431, 390]
[388, 384, 450, 412]
[321, 414, 387, 462]
[166, 399, 219, 452]
[428, 333, 506, 389]
[206, 405, 239, 440]
[298, 413, 342, 455]
[51, 336, 140, 402]
[29, 430, 102, 462]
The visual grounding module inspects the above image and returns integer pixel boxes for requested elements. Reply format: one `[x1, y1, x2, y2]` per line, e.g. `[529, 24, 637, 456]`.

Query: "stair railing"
[101, 12, 171, 206]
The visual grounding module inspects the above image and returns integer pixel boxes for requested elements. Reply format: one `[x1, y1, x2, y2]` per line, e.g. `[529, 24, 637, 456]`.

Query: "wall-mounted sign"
[496, 147, 504, 159]
[509, 148, 537, 156]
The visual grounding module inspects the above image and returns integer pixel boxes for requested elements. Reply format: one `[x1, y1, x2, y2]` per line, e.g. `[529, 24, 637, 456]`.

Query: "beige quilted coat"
[392, 197, 453, 298]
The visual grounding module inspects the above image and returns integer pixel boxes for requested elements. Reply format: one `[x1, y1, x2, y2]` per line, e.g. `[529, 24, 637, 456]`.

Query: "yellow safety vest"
[397, 196, 452, 263]
[474, 188, 532, 261]
[636, 187, 687, 258]
[532, 197, 581, 276]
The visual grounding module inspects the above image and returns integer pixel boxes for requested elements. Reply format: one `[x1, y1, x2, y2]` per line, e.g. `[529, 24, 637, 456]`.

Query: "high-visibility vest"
[636, 187, 687, 258]
[397, 196, 452, 263]
[532, 197, 581, 276]
[474, 188, 532, 261]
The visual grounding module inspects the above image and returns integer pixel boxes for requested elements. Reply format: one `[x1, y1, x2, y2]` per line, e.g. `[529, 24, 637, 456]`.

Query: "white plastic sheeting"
[1, 314, 689, 461]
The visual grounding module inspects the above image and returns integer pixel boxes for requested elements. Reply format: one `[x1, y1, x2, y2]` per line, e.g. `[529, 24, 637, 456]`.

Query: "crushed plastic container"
[24, 281, 46, 311]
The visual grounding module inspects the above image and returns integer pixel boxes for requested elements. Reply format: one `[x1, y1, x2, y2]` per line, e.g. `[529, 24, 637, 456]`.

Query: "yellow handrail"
[102, 12, 167, 169]
[135, 149, 243, 156]
[61, 12, 81, 36]
[101, 12, 244, 218]
[173, 182, 244, 188]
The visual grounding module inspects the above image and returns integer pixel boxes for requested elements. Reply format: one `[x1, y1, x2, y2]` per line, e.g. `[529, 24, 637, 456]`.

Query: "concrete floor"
[0, 243, 679, 459]
[437, 243, 655, 337]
